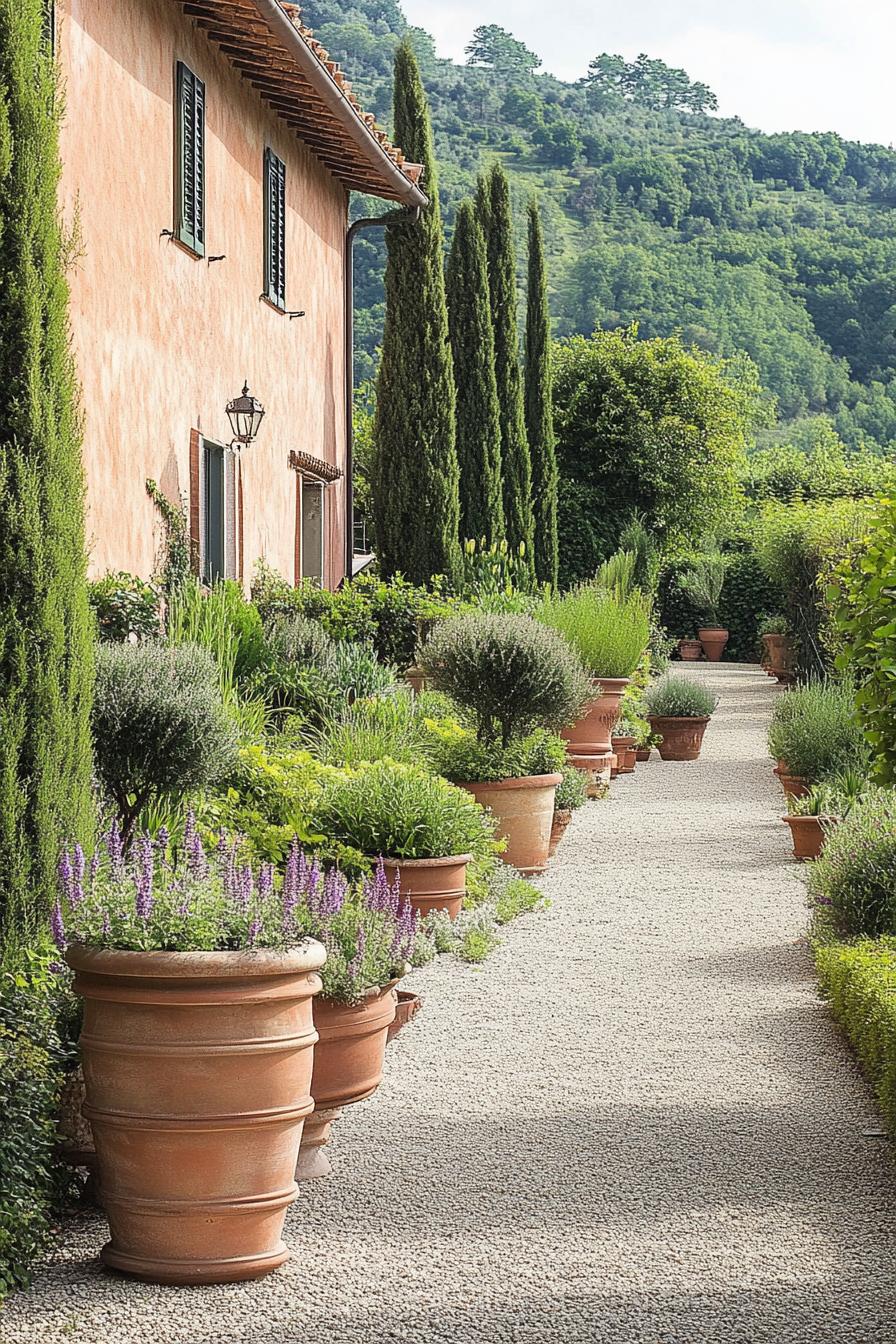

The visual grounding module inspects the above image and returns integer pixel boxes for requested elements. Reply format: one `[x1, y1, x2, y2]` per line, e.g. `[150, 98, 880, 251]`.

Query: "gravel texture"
[5, 663, 896, 1343]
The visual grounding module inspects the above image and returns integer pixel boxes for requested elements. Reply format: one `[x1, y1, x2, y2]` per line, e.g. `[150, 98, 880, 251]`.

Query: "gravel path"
[5, 663, 896, 1344]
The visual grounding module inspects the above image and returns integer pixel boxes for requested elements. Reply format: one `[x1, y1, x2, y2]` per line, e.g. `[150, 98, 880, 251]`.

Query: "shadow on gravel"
[684, 939, 816, 987]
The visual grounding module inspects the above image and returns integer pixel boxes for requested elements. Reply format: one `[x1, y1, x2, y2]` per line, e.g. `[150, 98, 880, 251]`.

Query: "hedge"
[816, 938, 896, 1136]
[658, 549, 782, 662]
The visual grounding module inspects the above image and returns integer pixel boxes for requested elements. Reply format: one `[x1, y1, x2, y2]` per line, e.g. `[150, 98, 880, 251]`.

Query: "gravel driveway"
[5, 663, 896, 1343]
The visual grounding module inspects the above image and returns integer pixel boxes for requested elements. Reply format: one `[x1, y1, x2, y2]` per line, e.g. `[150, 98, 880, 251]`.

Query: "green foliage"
[644, 675, 717, 718]
[809, 794, 896, 938]
[525, 198, 558, 588]
[0, 0, 95, 958]
[659, 548, 781, 661]
[0, 953, 74, 1299]
[421, 612, 590, 747]
[311, 758, 493, 860]
[92, 642, 238, 841]
[310, 691, 426, 768]
[816, 938, 896, 1138]
[255, 628, 400, 727]
[535, 585, 650, 678]
[146, 480, 192, 593]
[618, 514, 660, 598]
[553, 329, 753, 584]
[459, 537, 537, 609]
[446, 199, 503, 545]
[679, 549, 728, 626]
[767, 680, 867, 781]
[744, 429, 896, 504]
[478, 163, 534, 567]
[166, 579, 269, 739]
[554, 764, 588, 812]
[88, 571, 161, 642]
[372, 41, 461, 586]
[424, 720, 566, 784]
[831, 496, 896, 784]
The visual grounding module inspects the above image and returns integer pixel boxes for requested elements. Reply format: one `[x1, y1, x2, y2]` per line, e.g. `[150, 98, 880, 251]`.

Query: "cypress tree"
[477, 163, 534, 569]
[0, 0, 94, 958]
[372, 42, 461, 586]
[524, 198, 559, 588]
[445, 199, 503, 545]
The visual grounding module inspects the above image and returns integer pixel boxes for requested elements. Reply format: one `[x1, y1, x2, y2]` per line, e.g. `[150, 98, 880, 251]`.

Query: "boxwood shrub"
[816, 938, 896, 1135]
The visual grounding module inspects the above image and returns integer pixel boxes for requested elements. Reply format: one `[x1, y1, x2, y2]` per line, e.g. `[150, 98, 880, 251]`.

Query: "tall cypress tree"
[372, 42, 461, 586]
[525, 198, 559, 588]
[446, 199, 503, 544]
[0, 0, 94, 958]
[477, 163, 534, 569]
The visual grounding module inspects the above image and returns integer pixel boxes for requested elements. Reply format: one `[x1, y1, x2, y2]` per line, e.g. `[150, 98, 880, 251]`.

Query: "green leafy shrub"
[311, 759, 494, 860]
[758, 613, 791, 637]
[93, 642, 237, 841]
[311, 692, 426, 767]
[424, 719, 566, 783]
[644, 675, 717, 718]
[659, 549, 781, 661]
[255, 631, 400, 727]
[787, 770, 871, 818]
[166, 580, 268, 739]
[198, 744, 336, 864]
[555, 765, 588, 811]
[808, 793, 896, 938]
[421, 612, 589, 747]
[88, 571, 160, 642]
[679, 549, 728, 625]
[816, 938, 896, 1135]
[766, 680, 867, 781]
[535, 585, 650, 678]
[0, 955, 75, 1299]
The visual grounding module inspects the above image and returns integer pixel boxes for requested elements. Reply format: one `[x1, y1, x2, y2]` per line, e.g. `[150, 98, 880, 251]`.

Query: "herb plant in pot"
[680, 550, 729, 662]
[311, 758, 493, 920]
[288, 852, 417, 1180]
[645, 676, 718, 761]
[783, 786, 840, 861]
[535, 586, 650, 783]
[421, 613, 590, 873]
[767, 680, 867, 797]
[54, 818, 327, 1285]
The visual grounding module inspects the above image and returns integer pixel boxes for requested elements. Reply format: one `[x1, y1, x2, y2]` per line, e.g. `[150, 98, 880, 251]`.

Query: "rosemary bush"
[644, 676, 718, 718]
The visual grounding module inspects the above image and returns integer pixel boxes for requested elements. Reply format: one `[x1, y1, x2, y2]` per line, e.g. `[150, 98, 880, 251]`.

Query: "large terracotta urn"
[648, 715, 710, 762]
[296, 982, 398, 1181]
[460, 773, 561, 874]
[68, 943, 326, 1285]
[762, 634, 798, 683]
[381, 854, 471, 921]
[698, 627, 729, 662]
[562, 677, 630, 776]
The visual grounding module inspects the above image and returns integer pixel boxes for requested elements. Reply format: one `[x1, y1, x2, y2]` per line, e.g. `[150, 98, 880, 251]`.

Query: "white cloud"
[401, 0, 896, 144]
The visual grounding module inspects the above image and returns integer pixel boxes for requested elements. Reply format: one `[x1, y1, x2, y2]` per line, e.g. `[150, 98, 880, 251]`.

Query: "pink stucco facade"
[58, 0, 351, 588]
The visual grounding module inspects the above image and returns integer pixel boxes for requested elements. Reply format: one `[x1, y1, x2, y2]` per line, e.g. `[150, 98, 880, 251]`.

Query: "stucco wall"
[58, 0, 348, 588]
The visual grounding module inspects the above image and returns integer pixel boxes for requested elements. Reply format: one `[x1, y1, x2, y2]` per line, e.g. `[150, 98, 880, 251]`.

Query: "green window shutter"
[175, 61, 205, 255]
[264, 147, 286, 308]
[203, 443, 225, 584]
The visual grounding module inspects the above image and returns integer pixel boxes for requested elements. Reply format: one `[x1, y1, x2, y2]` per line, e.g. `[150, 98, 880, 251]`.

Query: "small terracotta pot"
[460, 772, 561, 874]
[776, 768, 810, 800]
[762, 634, 797, 684]
[404, 666, 427, 695]
[297, 981, 398, 1181]
[563, 677, 630, 772]
[635, 748, 651, 763]
[381, 854, 471, 921]
[548, 808, 573, 858]
[68, 943, 326, 1285]
[698, 627, 728, 662]
[611, 735, 636, 775]
[624, 746, 637, 771]
[783, 814, 838, 861]
[648, 715, 710, 761]
[387, 990, 422, 1042]
[678, 639, 703, 662]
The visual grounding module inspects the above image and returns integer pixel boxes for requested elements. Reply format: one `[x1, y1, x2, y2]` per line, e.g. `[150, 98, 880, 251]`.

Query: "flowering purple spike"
[348, 925, 366, 985]
[283, 841, 300, 917]
[135, 834, 155, 922]
[102, 910, 111, 939]
[321, 866, 346, 919]
[50, 899, 66, 952]
[297, 849, 308, 894]
[236, 864, 253, 913]
[247, 916, 262, 947]
[57, 846, 74, 912]
[258, 863, 274, 901]
[156, 826, 170, 852]
[307, 857, 321, 908]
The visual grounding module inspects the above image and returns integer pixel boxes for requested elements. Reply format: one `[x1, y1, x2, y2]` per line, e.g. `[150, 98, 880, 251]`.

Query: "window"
[175, 62, 205, 256]
[200, 440, 236, 584]
[263, 147, 286, 308]
[300, 480, 325, 584]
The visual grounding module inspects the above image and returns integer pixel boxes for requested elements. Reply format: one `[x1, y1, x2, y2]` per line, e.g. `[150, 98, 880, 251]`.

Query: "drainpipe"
[344, 207, 420, 581]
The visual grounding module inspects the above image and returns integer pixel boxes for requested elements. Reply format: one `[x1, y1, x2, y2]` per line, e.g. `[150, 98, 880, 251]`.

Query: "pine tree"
[372, 41, 461, 586]
[0, 0, 94, 958]
[446, 199, 503, 545]
[525, 197, 559, 588]
[477, 163, 534, 569]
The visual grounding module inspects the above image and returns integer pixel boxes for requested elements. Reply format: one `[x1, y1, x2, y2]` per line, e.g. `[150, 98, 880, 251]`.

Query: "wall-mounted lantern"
[226, 383, 266, 449]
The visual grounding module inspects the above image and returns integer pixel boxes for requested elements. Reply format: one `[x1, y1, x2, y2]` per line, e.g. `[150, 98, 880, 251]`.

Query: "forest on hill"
[304, 0, 896, 455]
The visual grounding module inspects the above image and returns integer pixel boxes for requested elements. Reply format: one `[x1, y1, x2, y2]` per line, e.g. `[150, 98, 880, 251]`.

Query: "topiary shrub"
[421, 612, 590, 747]
[644, 675, 718, 718]
[809, 793, 896, 938]
[92, 642, 238, 841]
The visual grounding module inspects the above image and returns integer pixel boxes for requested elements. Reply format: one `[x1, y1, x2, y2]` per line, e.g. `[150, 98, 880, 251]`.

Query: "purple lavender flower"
[247, 916, 262, 947]
[57, 847, 74, 909]
[71, 843, 86, 906]
[283, 841, 301, 921]
[321, 867, 346, 918]
[236, 864, 253, 913]
[50, 899, 66, 952]
[258, 863, 274, 901]
[135, 834, 155, 922]
[184, 811, 208, 880]
[107, 818, 125, 878]
[306, 857, 321, 908]
[391, 897, 419, 962]
[101, 911, 111, 939]
[347, 926, 366, 986]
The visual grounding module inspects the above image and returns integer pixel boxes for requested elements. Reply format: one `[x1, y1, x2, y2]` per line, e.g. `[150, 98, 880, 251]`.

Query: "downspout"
[344, 206, 421, 581]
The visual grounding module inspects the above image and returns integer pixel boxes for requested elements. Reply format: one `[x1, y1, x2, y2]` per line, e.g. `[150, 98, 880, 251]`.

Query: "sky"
[399, 0, 896, 146]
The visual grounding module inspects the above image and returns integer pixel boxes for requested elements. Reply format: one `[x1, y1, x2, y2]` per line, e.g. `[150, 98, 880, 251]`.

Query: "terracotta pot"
[698, 627, 729, 662]
[459, 772, 561, 875]
[67, 943, 326, 1285]
[783, 814, 837, 861]
[611, 735, 636, 775]
[563, 677, 630, 772]
[778, 770, 810, 800]
[296, 981, 398, 1181]
[762, 634, 798, 684]
[624, 746, 637, 771]
[648, 715, 710, 762]
[635, 748, 651, 763]
[548, 808, 573, 858]
[381, 854, 471, 921]
[678, 639, 703, 661]
[404, 665, 426, 695]
[387, 990, 422, 1042]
